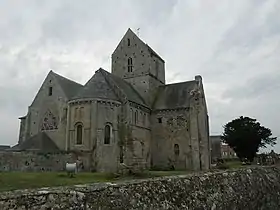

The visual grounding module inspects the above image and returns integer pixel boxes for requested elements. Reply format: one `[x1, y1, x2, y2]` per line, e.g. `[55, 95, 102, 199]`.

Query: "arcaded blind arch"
[75, 123, 83, 145]
[104, 123, 112, 144]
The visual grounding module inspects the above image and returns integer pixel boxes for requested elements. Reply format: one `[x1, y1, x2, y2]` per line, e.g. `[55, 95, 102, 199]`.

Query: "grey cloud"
[222, 72, 280, 100]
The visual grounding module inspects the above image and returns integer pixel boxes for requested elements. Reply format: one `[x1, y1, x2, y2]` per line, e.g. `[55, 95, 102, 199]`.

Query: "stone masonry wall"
[0, 151, 91, 172]
[1, 166, 280, 209]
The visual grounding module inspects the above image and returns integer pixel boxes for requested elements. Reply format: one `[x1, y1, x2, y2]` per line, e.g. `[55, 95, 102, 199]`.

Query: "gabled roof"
[71, 69, 119, 101]
[153, 81, 197, 110]
[72, 68, 147, 106]
[9, 132, 60, 152]
[52, 71, 83, 99]
[100, 69, 147, 106]
[29, 70, 83, 107]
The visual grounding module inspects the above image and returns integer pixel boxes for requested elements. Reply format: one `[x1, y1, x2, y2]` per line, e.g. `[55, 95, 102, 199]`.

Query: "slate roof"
[100, 69, 147, 106]
[52, 71, 83, 99]
[72, 68, 147, 106]
[9, 132, 60, 152]
[71, 70, 119, 101]
[153, 80, 197, 110]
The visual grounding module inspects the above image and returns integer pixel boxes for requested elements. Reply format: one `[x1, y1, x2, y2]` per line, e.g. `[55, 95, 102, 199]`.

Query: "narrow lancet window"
[104, 124, 111, 144]
[76, 123, 83, 145]
[128, 57, 133, 72]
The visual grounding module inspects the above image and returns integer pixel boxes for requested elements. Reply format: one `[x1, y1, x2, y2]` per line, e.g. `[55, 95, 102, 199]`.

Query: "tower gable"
[111, 28, 165, 106]
[112, 28, 165, 83]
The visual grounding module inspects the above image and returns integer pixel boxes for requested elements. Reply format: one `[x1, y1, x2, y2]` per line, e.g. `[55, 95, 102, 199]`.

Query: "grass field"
[0, 161, 245, 192]
[0, 170, 190, 192]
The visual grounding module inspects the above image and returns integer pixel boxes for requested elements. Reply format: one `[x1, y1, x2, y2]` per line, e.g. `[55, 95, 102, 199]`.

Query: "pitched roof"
[52, 71, 83, 99]
[72, 68, 147, 106]
[0, 145, 10, 151]
[153, 81, 197, 110]
[100, 69, 147, 106]
[7, 144, 20, 151]
[10, 132, 60, 152]
[71, 70, 119, 101]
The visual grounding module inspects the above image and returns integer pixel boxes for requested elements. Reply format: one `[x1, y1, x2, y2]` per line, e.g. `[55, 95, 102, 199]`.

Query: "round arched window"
[174, 144, 180, 156]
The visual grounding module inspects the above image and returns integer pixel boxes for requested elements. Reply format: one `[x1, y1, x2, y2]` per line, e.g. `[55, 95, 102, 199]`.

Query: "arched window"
[76, 123, 83, 145]
[104, 124, 111, 144]
[174, 144, 180, 156]
[128, 57, 133, 72]
[127, 38, 130, 46]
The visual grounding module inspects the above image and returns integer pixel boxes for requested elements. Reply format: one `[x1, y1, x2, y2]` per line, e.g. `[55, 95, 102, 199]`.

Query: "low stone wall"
[0, 151, 92, 172]
[0, 166, 280, 209]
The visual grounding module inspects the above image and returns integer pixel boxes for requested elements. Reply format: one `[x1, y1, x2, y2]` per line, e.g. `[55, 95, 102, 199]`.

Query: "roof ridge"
[70, 69, 120, 101]
[51, 71, 83, 99]
[162, 80, 196, 87]
[98, 68, 128, 103]
[51, 71, 83, 86]
[100, 68, 147, 106]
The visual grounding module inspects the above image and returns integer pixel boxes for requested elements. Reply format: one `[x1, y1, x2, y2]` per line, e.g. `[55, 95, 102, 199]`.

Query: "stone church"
[15, 29, 210, 172]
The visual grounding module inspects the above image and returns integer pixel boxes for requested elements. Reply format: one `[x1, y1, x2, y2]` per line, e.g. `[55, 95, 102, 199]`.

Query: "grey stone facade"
[15, 28, 210, 172]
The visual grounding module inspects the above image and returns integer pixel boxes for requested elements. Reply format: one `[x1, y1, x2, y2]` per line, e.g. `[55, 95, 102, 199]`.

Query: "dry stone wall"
[1, 166, 280, 209]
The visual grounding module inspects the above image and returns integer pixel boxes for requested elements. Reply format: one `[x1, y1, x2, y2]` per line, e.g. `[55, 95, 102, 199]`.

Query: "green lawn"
[225, 160, 243, 168]
[0, 170, 190, 192]
[0, 163, 246, 192]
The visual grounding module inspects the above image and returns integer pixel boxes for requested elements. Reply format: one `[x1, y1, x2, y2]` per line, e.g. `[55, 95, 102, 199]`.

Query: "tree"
[221, 116, 277, 162]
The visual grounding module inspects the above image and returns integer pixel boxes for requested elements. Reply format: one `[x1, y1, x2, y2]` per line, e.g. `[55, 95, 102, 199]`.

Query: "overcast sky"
[0, 0, 279, 152]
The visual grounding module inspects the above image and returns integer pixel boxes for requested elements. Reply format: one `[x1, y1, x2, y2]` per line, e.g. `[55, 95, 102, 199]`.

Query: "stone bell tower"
[111, 28, 165, 106]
